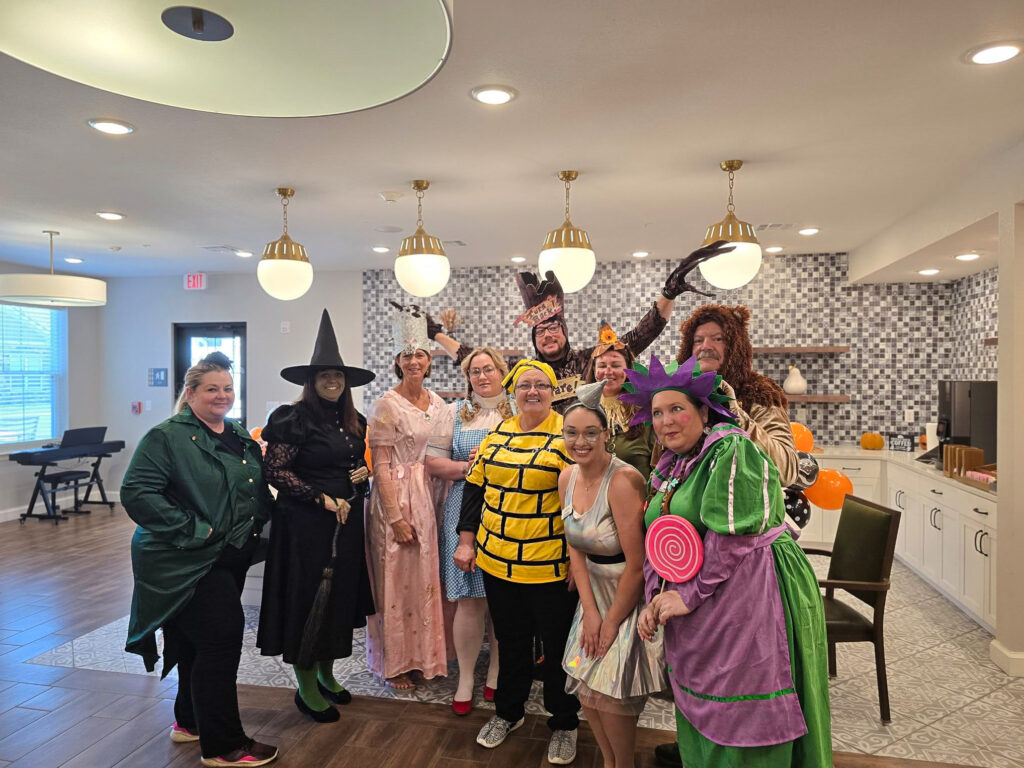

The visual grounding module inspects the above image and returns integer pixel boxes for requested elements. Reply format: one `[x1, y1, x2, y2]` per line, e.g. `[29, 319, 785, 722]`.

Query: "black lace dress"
[256, 400, 374, 664]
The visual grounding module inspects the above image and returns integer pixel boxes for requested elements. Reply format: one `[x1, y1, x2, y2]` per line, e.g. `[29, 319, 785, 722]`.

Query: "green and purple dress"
[644, 425, 832, 768]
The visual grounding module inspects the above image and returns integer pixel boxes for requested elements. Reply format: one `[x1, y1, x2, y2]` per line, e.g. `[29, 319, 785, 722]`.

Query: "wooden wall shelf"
[787, 394, 851, 403]
[754, 346, 850, 354]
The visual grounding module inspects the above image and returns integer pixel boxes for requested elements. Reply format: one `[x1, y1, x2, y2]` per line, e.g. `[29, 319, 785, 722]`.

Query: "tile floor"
[28, 557, 1024, 766]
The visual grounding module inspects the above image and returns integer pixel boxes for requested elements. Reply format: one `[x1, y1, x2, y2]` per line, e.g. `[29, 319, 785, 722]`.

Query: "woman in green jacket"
[122, 352, 276, 768]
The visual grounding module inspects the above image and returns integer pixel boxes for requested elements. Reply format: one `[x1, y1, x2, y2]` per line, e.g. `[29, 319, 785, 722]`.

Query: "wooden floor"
[0, 510, 975, 768]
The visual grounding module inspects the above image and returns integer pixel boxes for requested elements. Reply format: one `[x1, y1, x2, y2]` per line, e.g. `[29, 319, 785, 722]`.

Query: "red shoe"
[452, 697, 473, 716]
[483, 686, 496, 702]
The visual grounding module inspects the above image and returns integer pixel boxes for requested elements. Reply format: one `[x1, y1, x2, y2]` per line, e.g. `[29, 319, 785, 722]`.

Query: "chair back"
[827, 495, 901, 608]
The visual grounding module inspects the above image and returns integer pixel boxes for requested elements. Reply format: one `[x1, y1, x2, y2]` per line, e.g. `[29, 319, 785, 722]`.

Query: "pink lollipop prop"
[646, 516, 703, 584]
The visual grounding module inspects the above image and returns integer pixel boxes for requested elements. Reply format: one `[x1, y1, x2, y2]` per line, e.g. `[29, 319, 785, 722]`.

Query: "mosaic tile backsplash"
[363, 256, 998, 445]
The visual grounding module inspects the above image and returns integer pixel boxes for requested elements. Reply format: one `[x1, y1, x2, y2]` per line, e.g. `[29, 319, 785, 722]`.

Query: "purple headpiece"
[618, 354, 736, 426]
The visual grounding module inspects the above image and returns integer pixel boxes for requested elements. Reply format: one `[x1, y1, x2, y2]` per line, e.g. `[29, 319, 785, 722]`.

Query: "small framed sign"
[184, 272, 207, 290]
[148, 368, 168, 387]
[887, 433, 916, 452]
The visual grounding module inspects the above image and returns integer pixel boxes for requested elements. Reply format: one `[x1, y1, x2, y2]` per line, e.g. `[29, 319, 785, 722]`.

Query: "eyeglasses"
[535, 324, 563, 338]
[515, 381, 553, 392]
[562, 428, 604, 444]
[469, 366, 497, 378]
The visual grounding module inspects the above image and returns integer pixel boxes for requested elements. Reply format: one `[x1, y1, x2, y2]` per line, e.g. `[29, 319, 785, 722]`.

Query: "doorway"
[173, 322, 247, 426]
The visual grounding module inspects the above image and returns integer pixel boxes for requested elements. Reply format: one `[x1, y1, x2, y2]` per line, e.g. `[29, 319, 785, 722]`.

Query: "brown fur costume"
[676, 304, 788, 409]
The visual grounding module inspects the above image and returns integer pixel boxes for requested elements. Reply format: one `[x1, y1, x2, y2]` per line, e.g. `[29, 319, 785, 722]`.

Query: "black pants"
[483, 571, 580, 731]
[168, 539, 255, 758]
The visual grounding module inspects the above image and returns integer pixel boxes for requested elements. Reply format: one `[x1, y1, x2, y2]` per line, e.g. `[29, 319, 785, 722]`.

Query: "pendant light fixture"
[538, 170, 595, 293]
[394, 180, 450, 297]
[699, 160, 762, 290]
[0, 231, 106, 307]
[258, 187, 313, 301]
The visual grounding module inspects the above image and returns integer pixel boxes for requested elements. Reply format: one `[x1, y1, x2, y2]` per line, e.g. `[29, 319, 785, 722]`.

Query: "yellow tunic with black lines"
[465, 410, 572, 584]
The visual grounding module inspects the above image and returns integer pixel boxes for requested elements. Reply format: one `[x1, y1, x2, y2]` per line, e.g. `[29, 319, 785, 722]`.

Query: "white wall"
[0, 260, 104, 521]
[98, 270, 365, 491]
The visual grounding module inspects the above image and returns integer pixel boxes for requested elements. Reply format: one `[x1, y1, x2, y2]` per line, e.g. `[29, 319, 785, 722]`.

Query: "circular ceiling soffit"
[0, 0, 452, 117]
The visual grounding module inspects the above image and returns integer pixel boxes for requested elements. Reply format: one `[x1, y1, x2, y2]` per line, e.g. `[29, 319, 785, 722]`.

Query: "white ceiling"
[1, 0, 1023, 280]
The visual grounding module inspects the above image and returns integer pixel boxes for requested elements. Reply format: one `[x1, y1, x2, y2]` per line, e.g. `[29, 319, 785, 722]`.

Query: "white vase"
[783, 365, 807, 395]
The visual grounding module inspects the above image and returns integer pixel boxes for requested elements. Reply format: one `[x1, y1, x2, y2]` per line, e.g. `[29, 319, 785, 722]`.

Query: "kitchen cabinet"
[808, 458, 882, 545]
[961, 519, 994, 625]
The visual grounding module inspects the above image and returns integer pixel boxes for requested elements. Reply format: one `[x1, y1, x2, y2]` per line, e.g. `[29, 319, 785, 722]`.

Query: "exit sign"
[184, 272, 207, 290]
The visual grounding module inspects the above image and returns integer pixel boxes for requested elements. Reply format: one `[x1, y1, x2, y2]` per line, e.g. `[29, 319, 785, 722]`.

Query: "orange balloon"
[364, 426, 374, 474]
[249, 426, 263, 441]
[805, 469, 853, 510]
[790, 422, 814, 452]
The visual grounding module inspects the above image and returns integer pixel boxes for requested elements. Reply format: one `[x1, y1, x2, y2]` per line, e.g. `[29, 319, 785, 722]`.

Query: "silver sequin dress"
[561, 457, 666, 715]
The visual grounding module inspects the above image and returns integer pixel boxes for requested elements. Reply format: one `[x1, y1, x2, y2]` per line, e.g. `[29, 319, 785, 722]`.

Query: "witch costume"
[257, 309, 376, 720]
[622, 355, 833, 768]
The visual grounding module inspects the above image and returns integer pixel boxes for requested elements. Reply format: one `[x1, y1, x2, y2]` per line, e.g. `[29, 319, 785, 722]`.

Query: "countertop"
[814, 445, 997, 502]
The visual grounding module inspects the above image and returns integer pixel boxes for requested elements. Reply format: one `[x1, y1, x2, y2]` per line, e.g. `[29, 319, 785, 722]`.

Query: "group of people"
[120, 242, 833, 768]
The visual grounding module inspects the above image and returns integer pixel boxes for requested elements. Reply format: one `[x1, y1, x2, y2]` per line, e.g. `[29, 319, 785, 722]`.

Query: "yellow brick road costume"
[457, 359, 581, 734]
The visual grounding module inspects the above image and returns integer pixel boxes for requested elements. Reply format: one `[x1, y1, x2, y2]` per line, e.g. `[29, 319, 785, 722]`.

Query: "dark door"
[173, 322, 247, 426]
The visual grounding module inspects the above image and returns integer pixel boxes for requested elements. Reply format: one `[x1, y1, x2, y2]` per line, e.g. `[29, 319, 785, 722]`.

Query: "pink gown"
[365, 389, 449, 680]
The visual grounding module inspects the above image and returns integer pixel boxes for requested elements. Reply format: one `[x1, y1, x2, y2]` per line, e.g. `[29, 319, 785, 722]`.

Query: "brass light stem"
[43, 230, 60, 275]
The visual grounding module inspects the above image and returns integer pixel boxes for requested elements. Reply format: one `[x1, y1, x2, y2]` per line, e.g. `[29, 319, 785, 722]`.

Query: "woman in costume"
[257, 310, 376, 722]
[425, 346, 511, 714]
[582, 322, 658, 479]
[630, 355, 832, 768]
[122, 352, 277, 768]
[455, 360, 579, 765]
[559, 381, 665, 768]
[365, 304, 448, 690]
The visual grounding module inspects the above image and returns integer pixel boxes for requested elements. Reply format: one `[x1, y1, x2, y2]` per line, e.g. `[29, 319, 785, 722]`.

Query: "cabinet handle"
[979, 531, 990, 558]
[973, 530, 982, 554]
[934, 509, 941, 531]
[841, 466, 862, 471]
[895, 489, 904, 510]
[930, 488, 943, 495]
[972, 506, 989, 516]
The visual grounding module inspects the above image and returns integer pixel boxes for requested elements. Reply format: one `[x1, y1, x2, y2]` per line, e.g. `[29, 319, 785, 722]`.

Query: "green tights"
[294, 661, 346, 711]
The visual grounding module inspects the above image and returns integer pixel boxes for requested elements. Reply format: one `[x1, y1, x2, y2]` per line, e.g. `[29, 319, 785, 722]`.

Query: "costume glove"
[662, 240, 735, 299]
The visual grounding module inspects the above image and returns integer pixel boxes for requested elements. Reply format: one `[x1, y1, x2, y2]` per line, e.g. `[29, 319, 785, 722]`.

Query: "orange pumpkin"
[860, 432, 884, 450]
[805, 469, 853, 510]
[790, 422, 814, 453]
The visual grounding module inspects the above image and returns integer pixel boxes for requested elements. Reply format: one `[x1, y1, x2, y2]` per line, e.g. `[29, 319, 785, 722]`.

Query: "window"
[0, 305, 68, 446]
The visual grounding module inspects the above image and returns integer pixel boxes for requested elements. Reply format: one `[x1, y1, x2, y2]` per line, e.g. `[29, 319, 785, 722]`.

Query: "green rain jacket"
[122, 406, 272, 674]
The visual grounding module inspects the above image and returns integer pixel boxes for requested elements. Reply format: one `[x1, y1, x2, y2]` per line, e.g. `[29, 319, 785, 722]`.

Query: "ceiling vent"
[442, 239, 467, 247]
[755, 223, 794, 232]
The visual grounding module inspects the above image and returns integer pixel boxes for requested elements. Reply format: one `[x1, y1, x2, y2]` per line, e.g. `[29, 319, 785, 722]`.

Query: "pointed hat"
[280, 309, 375, 387]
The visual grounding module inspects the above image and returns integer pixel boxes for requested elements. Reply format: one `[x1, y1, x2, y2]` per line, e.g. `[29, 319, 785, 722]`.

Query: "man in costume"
[428, 241, 734, 412]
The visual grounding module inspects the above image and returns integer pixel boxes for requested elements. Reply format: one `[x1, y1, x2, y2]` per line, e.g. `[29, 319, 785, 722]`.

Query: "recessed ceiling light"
[87, 118, 134, 135]
[372, 246, 390, 254]
[955, 252, 980, 261]
[64, 257, 83, 264]
[470, 85, 518, 105]
[96, 211, 125, 221]
[235, 249, 253, 258]
[798, 227, 819, 236]
[965, 42, 1021, 65]
[919, 268, 940, 276]
[765, 246, 784, 254]
[631, 251, 649, 258]
[510, 256, 527, 263]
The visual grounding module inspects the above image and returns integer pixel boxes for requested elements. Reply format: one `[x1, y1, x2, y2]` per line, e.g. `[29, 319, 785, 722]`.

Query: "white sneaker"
[547, 729, 577, 764]
[476, 715, 524, 748]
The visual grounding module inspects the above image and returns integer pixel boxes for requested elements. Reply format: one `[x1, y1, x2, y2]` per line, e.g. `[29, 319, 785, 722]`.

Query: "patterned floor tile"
[875, 724, 1023, 768]
[889, 646, 1012, 700]
[834, 667, 975, 725]
[827, 683, 929, 752]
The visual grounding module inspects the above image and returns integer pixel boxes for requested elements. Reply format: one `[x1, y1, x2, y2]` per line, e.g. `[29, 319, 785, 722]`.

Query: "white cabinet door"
[921, 502, 942, 581]
[890, 484, 908, 556]
[938, 504, 963, 596]
[901, 494, 924, 569]
[961, 519, 992, 620]
[981, 527, 996, 628]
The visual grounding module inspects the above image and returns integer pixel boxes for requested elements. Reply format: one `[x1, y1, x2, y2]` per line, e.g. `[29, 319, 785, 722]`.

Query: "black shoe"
[294, 690, 340, 723]
[654, 741, 682, 767]
[318, 679, 352, 705]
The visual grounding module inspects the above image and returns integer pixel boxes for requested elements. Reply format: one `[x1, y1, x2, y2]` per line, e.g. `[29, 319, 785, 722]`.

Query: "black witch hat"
[280, 309, 375, 387]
